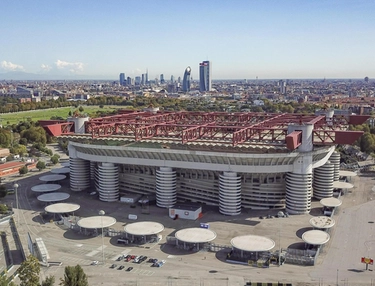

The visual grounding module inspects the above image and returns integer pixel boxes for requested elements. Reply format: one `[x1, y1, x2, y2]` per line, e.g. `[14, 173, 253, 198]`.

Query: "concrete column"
[97, 163, 119, 202]
[90, 161, 96, 180]
[156, 167, 177, 208]
[313, 161, 334, 199]
[219, 171, 241, 216]
[330, 151, 340, 181]
[69, 158, 90, 191]
[285, 124, 314, 214]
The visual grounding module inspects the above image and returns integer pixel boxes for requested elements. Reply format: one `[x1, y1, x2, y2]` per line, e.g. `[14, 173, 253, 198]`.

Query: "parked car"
[118, 265, 125, 270]
[110, 264, 117, 269]
[116, 256, 123, 261]
[91, 260, 98, 265]
[126, 267, 133, 272]
[156, 260, 166, 267]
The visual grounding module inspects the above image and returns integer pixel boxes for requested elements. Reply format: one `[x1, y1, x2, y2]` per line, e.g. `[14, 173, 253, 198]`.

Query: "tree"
[60, 265, 89, 286]
[78, 106, 84, 112]
[19, 138, 28, 145]
[20, 126, 47, 146]
[0, 130, 11, 148]
[0, 274, 16, 286]
[50, 155, 59, 165]
[0, 204, 8, 214]
[19, 165, 28, 175]
[36, 161, 46, 171]
[41, 275, 55, 286]
[18, 254, 40, 286]
[0, 275, 8, 286]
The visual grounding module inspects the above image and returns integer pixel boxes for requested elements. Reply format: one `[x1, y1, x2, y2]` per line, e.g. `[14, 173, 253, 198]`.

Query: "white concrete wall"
[169, 207, 202, 220]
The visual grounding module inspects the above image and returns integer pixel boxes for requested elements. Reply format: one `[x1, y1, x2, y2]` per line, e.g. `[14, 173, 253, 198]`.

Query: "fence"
[284, 248, 315, 266]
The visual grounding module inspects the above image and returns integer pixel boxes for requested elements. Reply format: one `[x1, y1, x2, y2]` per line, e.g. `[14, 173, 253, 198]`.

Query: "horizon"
[0, 71, 372, 83]
[1, 0, 374, 80]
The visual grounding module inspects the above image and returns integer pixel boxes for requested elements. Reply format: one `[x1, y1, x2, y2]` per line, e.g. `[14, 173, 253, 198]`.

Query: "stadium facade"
[40, 110, 368, 216]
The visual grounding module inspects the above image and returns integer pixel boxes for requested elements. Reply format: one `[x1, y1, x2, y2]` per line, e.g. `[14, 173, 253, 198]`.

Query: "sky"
[1, 0, 374, 80]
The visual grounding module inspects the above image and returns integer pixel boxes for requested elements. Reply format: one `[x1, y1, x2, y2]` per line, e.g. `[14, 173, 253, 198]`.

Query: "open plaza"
[0, 165, 374, 285]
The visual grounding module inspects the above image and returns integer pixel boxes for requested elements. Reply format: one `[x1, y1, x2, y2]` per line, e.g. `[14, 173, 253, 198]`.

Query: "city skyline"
[1, 0, 374, 80]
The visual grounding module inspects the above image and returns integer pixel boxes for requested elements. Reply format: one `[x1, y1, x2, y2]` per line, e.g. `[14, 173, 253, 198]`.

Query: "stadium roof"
[40, 111, 369, 151]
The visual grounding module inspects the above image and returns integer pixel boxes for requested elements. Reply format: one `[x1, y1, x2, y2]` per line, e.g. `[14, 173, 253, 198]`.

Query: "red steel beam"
[46, 111, 368, 147]
[313, 130, 364, 145]
[232, 113, 286, 145]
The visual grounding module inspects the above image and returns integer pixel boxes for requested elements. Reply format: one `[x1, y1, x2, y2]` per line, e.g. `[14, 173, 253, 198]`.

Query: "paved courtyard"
[1, 168, 375, 286]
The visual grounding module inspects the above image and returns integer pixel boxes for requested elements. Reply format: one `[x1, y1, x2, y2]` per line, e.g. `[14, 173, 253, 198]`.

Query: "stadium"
[40, 109, 368, 216]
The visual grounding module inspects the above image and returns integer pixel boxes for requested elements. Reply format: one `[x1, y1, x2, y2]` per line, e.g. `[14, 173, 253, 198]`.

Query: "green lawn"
[0, 106, 123, 125]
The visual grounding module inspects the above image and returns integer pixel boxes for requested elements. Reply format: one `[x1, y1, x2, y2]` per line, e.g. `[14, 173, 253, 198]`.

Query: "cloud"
[55, 59, 84, 73]
[40, 64, 51, 72]
[1, 61, 25, 71]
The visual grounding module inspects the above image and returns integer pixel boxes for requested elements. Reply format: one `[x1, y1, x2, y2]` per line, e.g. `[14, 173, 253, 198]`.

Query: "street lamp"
[99, 210, 105, 265]
[13, 182, 19, 224]
[10, 130, 13, 149]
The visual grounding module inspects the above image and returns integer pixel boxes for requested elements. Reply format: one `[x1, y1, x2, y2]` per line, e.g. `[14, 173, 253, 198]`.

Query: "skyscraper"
[119, 73, 125, 86]
[135, 76, 141, 85]
[199, 61, 211, 92]
[160, 74, 165, 84]
[127, 77, 132, 85]
[182, 66, 191, 92]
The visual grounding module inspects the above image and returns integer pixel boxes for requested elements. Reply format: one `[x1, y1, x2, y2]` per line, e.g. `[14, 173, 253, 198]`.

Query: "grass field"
[0, 106, 123, 125]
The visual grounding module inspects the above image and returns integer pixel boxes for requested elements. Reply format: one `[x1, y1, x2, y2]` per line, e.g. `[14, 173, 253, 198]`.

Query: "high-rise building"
[135, 76, 141, 85]
[182, 66, 191, 92]
[141, 74, 145, 85]
[171, 75, 175, 83]
[279, 80, 286, 94]
[145, 70, 148, 85]
[160, 74, 165, 84]
[127, 77, 132, 86]
[199, 61, 211, 92]
[119, 73, 125, 86]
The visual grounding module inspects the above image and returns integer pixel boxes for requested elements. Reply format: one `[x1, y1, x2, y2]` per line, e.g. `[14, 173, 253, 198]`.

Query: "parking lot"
[2, 168, 375, 285]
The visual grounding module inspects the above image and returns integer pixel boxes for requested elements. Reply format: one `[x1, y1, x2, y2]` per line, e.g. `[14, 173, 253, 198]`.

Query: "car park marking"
[131, 269, 155, 276]
[86, 250, 99, 257]
[60, 256, 92, 266]
[110, 249, 131, 260]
